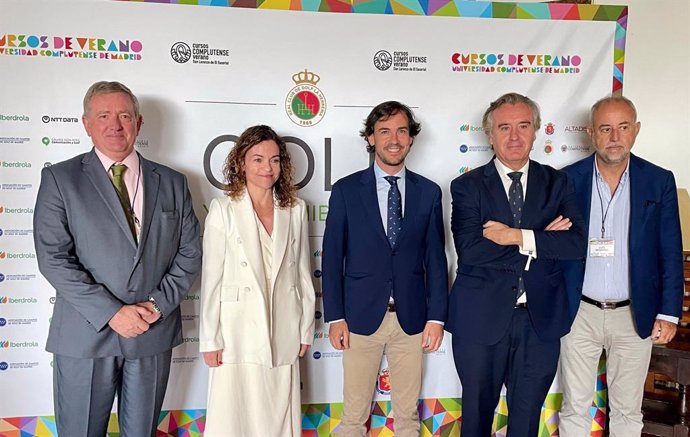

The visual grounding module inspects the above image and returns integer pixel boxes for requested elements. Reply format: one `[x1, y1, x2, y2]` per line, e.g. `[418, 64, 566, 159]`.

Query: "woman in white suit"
[199, 125, 316, 437]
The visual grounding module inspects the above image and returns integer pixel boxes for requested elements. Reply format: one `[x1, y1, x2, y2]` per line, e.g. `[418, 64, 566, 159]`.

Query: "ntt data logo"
[42, 115, 79, 124]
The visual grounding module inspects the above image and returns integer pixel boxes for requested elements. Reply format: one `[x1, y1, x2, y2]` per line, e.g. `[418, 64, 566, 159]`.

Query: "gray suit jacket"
[34, 149, 202, 359]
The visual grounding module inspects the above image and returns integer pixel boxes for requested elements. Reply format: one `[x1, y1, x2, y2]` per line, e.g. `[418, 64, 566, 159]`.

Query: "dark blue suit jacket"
[446, 158, 587, 345]
[561, 154, 684, 338]
[322, 166, 448, 336]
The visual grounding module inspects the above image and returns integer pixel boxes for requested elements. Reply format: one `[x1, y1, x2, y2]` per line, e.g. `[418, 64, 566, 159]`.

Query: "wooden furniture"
[642, 252, 690, 437]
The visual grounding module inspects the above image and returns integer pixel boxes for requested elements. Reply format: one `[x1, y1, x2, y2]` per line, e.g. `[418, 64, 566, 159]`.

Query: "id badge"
[589, 238, 614, 257]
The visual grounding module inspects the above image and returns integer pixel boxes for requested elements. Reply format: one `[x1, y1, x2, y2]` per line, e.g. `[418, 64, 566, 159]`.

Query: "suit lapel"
[482, 160, 514, 226]
[136, 156, 159, 258]
[270, 205, 291, 296]
[359, 167, 389, 247]
[81, 150, 137, 249]
[397, 170, 420, 245]
[232, 193, 267, 292]
[628, 154, 644, 251]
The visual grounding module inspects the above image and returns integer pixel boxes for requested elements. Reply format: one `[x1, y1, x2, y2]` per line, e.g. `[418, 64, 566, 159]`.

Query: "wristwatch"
[148, 296, 163, 318]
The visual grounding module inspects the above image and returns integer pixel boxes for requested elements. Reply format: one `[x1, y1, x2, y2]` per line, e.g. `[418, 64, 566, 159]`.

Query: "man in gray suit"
[33, 81, 202, 437]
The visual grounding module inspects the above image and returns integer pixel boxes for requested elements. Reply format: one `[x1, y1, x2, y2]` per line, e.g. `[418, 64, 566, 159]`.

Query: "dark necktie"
[384, 176, 402, 248]
[508, 171, 526, 301]
[111, 164, 137, 244]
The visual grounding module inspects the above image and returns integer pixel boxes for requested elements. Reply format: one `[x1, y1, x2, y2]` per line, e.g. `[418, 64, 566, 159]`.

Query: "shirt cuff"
[427, 320, 445, 326]
[329, 319, 345, 324]
[656, 314, 679, 325]
[519, 230, 536, 271]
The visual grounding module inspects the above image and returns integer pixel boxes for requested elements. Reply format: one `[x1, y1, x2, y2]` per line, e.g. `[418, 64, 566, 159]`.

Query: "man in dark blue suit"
[558, 96, 683, 437]
[446, 93, 587, 436]
[322, 101, 448, 437]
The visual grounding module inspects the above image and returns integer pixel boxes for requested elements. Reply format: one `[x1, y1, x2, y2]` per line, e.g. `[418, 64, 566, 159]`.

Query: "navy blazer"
[322, 166, 448, 336]
[561, 154, 684, 338]
[446, 158, 587, 345]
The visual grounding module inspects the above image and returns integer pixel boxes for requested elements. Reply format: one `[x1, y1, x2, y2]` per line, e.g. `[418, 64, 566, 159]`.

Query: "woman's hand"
[298, 344, 310, 358]
[202, 350, 223, 367]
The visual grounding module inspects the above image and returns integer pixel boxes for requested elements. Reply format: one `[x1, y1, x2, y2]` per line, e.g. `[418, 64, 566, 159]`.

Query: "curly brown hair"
[222, 125, 297, 208]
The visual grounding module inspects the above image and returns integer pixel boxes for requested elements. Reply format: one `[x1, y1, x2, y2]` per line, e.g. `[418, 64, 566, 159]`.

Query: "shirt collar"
[374, 161, 406, 180]
[494, 157, 529, 181]
[593, 155, 630, 185]
[94, 147, 140, 177]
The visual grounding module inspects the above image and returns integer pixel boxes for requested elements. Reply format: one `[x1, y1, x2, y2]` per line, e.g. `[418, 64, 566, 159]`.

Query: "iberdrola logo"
[285, 69, 326, 127]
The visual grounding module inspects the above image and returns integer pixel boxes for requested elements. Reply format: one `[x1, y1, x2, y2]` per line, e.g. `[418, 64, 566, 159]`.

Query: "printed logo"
[41, 115, 79, 123]
[285, 69, 326, 127]
[42, 137, 50, 146]
[314, 269, 322, 278]
[0, 340, 39, 349]
[564, 125, 588, 133]
[0, 362, 7, 370]
[451, 52, 582, 74]
[1, 161, 31, 168]
[0, 206, 34, 214]
[41, 136, 80, 146]
[375, 50, 427, 72]
[49, 297, 56, 304]
[373, 50, 392, 71]
[315, 311, 322, 320]
[313, 351, 322, 359]
[170, 42, 191, 63]
[313, 249, 322, 257]
[0, 137, 30, 145]
[375, 368, 391, 395]
[0, 318, 6, 326]
[0, 252, 5, 259]
[0, 274, 4, 282]
[544, 140, 553, 155]
[459, 144, 468, 153]
[560, 143, 590, 152]
[458, 124, 483, 133]
[0, 229, 2, 236]
[0, 297, 6, 304]
[0, 341, 8, 348]
[0, 114, 29, 122]
[0, 34, 143, 61]
[545, 123, 555, 135]
[458, 166, 472, 175]
[1, 184, 33, 191]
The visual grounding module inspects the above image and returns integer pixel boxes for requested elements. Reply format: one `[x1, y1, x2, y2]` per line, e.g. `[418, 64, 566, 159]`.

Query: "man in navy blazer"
[322, 101, 448, 437]
[558, 96, 683, 437]
[446, 93, 586, 436]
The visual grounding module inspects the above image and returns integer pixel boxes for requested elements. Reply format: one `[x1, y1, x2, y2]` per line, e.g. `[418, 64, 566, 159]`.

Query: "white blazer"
[199, 194, 316, 368]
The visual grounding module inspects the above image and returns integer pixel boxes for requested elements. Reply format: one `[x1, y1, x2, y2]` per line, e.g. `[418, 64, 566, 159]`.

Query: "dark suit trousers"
[452, 308, 560, 437]
[53, 350, 172, 437]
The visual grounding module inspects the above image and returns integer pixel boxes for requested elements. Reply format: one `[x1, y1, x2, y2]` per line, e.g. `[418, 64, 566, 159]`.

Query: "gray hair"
[83, 81, 140, 118]
[482, 92, 541, 133]
[589, 95, 637, 126]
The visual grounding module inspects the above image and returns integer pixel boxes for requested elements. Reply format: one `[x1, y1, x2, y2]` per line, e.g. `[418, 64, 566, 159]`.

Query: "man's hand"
[298, 344, 310, 358]
[422, 322, 444, 352]
[329, 320, 350, 350]
[545, 215, 572, 231]
[136, 301, 162, 324]
[108, 305, 152, 338]
[652, 319, 678, 344]
[483, 220, 522, 246]
[202, 350, 223, 367]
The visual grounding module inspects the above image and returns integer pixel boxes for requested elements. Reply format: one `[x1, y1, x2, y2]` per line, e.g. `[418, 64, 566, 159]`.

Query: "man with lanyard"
[559, 95, 684, 436]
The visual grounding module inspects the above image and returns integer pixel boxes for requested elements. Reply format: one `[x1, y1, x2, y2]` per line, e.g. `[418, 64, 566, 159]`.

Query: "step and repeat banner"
[0, 0, 626, 435]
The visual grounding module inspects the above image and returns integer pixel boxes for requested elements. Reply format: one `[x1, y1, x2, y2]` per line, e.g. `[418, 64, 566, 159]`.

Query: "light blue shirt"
[582, 159, 631, 302]
[374, 162, 406, 233]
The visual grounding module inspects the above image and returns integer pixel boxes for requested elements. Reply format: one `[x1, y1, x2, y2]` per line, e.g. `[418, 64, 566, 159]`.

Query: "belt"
[387, 302, 396, 312]
[515, 302, 528, 309]
[581, 295, 630, 310]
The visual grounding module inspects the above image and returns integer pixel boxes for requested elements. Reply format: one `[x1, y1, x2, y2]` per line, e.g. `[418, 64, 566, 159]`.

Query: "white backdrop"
[1, 0, 617, 420]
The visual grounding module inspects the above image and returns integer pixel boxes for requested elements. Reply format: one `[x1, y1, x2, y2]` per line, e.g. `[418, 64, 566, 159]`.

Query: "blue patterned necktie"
[508, 171, 523, 227]
[508, 171, 526, 300]
[384, 176, 402, 248]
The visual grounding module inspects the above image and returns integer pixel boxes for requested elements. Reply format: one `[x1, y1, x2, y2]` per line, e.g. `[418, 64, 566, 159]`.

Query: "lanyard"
[594, 175, 621, 239]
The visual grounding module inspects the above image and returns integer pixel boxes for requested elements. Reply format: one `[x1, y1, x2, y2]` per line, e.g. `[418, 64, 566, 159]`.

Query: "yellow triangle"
[390, 0, 420, 15]
[259, 0, 291, 9]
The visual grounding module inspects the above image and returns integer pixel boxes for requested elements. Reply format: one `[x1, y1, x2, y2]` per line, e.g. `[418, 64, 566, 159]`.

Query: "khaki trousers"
[340, 312, 423, 437]
[559, 303, 653, 437]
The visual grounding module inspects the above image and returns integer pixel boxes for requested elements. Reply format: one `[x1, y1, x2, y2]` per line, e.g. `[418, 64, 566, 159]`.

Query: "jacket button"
[244, 287, 250, 292]
[512, 286, 517, 291]
[241, 261, 247, 267]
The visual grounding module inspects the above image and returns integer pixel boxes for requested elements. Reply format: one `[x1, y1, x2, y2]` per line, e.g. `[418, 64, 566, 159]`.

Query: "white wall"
[595, 0, 690, 189]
